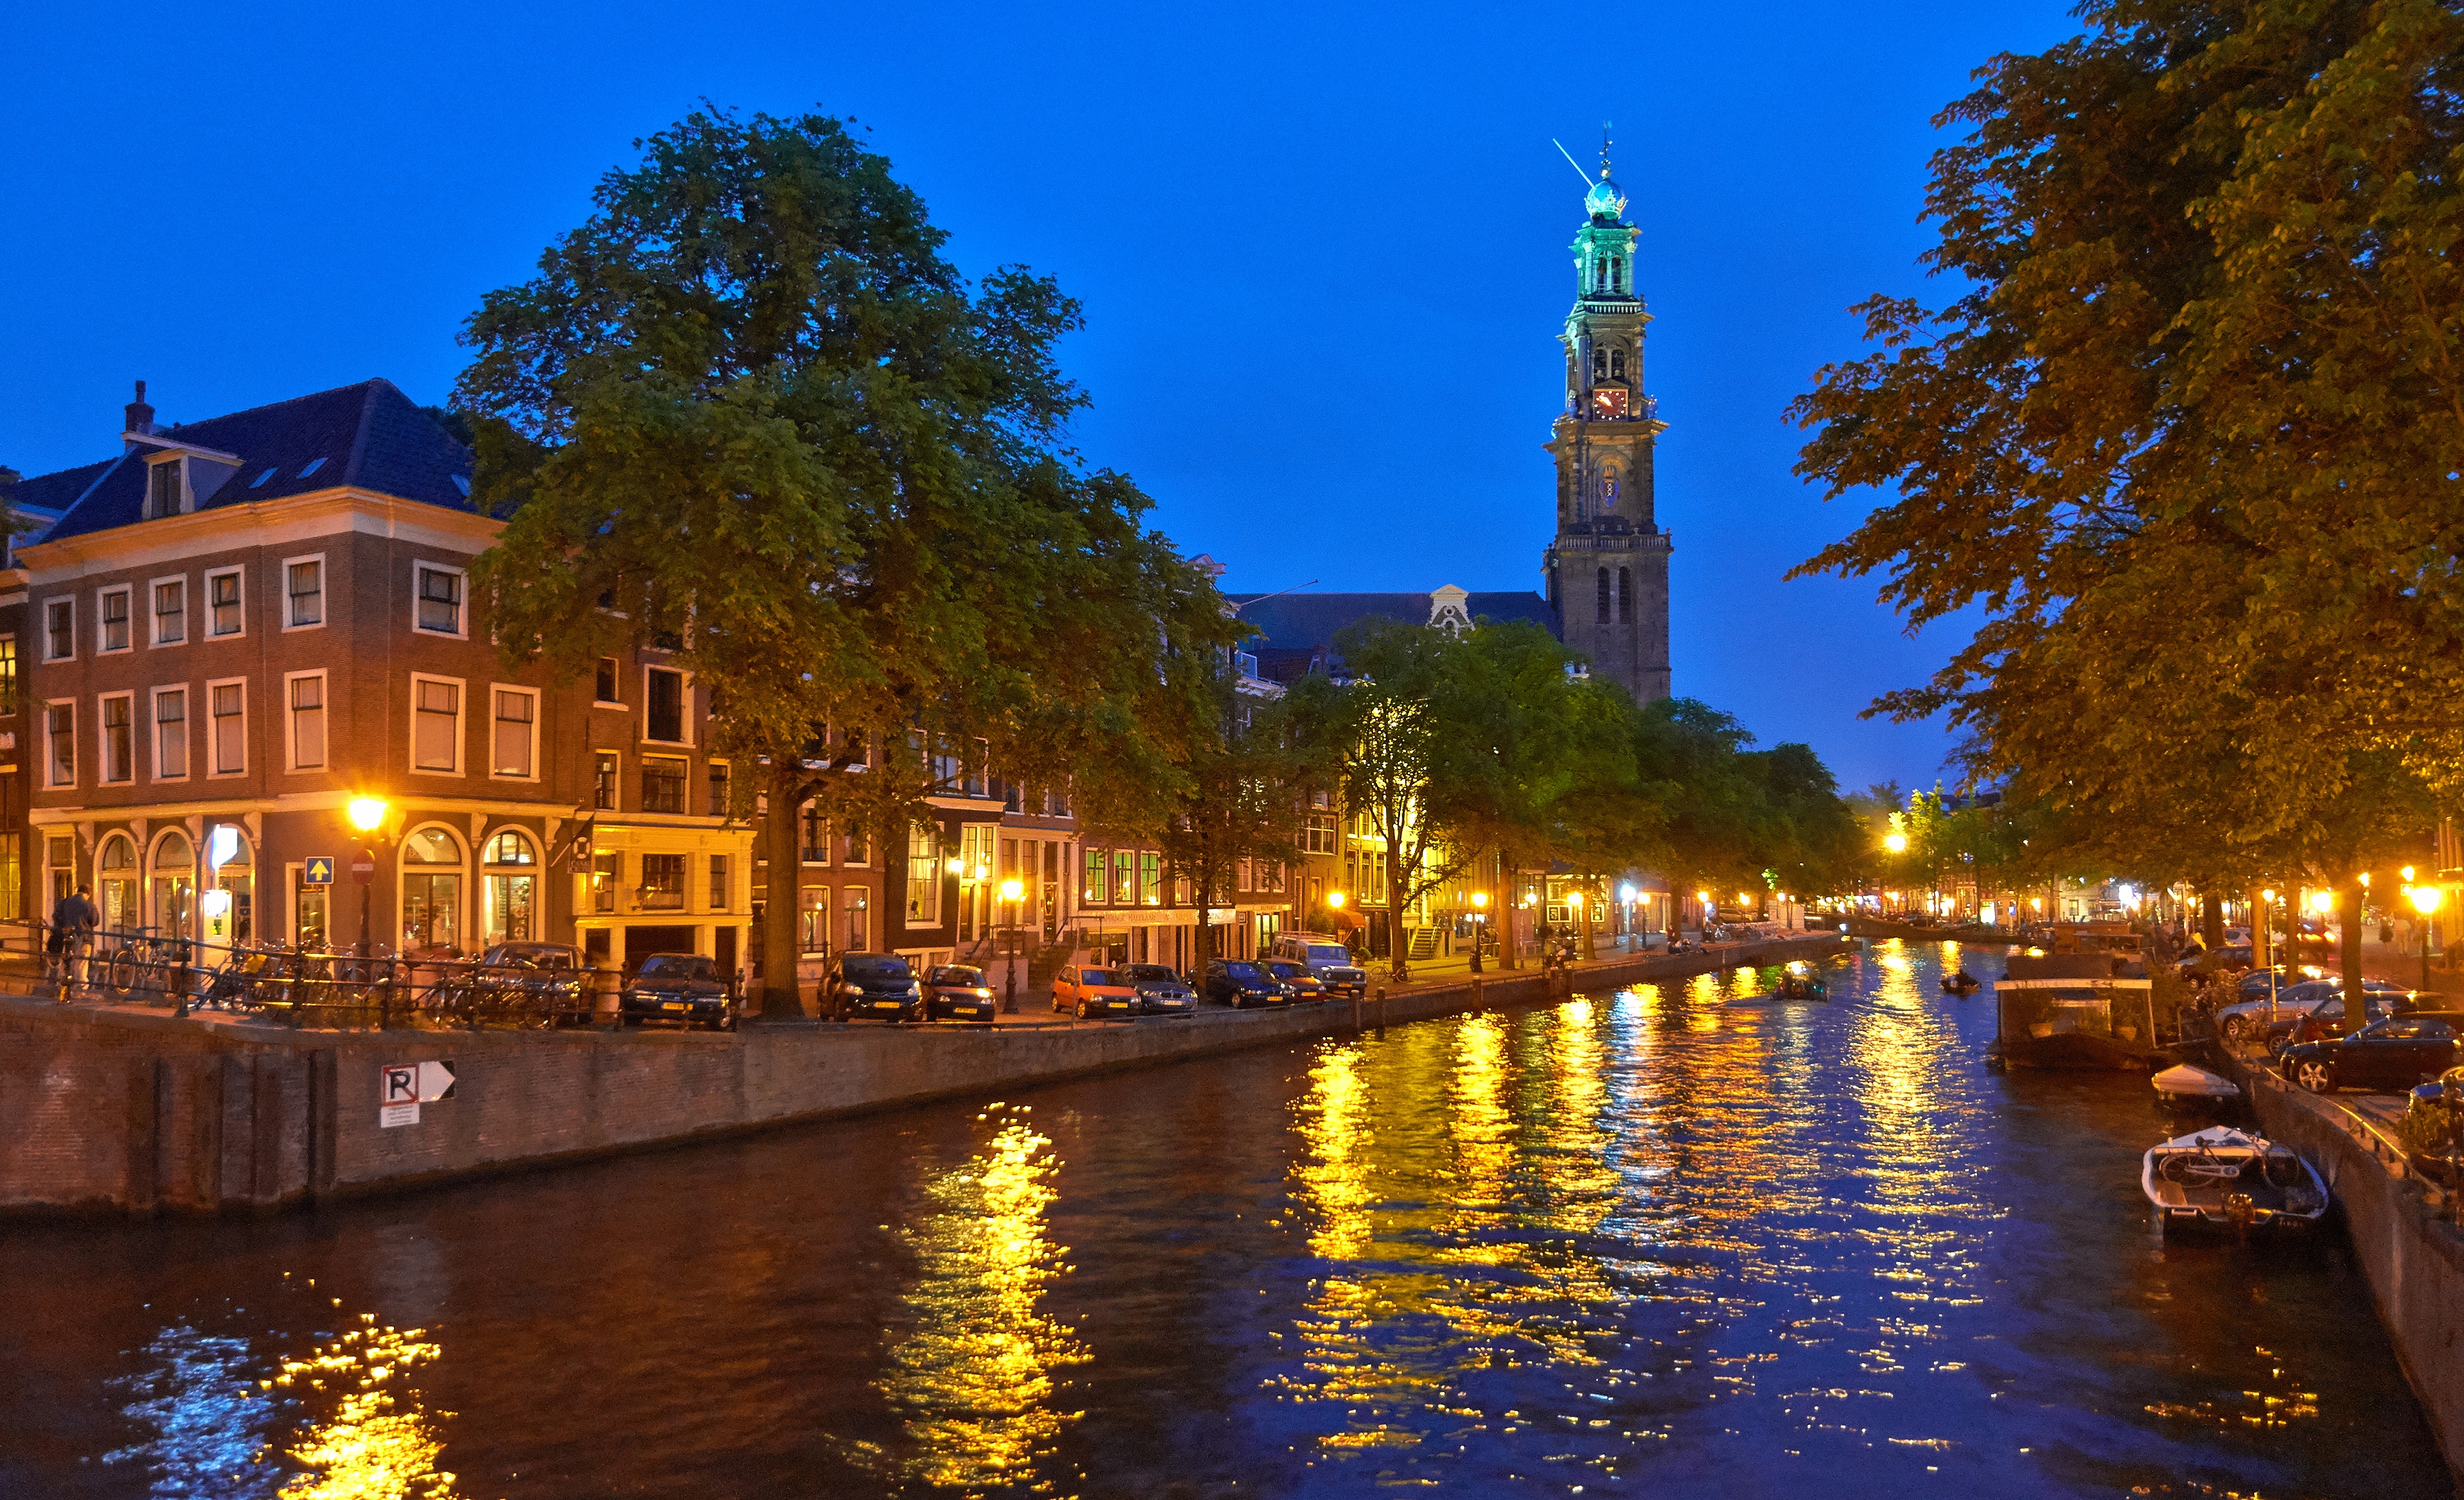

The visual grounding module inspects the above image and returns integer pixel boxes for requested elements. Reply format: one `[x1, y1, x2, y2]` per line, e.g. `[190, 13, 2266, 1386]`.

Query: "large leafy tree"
[1788, 0, 2464, 983]
[456, 107, 1238, 1015]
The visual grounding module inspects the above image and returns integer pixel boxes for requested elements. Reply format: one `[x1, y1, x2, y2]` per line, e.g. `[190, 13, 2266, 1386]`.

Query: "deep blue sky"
[3, 0, 2078, 792]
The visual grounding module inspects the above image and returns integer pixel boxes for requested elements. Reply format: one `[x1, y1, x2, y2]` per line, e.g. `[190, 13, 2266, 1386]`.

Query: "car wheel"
[1075, 1001, 1090, 1020]
[2295, 1058, 2336, 1093]
[2222, 1015, 2250, 1045]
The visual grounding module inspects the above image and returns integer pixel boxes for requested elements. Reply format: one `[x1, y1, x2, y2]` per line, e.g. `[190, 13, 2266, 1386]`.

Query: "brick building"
[13, 381, 751, 973]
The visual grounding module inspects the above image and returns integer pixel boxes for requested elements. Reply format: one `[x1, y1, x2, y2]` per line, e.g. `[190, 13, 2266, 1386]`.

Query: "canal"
[2, 940, 2451, 1498]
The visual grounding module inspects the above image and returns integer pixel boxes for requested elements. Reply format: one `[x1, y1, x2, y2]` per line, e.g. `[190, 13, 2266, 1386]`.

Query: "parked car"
[2178, 944, 2254, 979]
[2272, 992, 2401, 1056]
[2215, 976, 2411, 1045]
[2282, 1011, 2464, 1094]
[1267, 933, 1369, 998]
[619, 953, 735, 1031]
[1052, 965, 1140, 1019]
[827, 953, 923, 1022]
[1121, 963, 1197, 1016]
[438, 942, 592, 1027]
[923, 965, 999, 1024]
[1264, 960, 1329, 1002]
[1202, 958, 1290, 1008]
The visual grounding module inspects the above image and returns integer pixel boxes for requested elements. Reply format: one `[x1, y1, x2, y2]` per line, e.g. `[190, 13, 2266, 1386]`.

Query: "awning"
[1328, 908, 1368, 931]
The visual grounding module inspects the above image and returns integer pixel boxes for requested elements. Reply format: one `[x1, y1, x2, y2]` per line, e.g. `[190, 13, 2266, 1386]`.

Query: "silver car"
[1123, 963, 1197, 1016]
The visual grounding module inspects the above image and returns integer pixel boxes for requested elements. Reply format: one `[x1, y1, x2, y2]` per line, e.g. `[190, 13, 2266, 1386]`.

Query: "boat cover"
[2152, 1064, 2239, 1099]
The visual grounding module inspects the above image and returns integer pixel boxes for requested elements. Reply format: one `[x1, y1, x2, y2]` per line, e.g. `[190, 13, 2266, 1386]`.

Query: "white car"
[2214, 978, 2411, 1046]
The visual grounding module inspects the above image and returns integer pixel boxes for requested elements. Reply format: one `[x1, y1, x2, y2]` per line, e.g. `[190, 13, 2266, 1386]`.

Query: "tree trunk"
[1498, 857, 1520, 970]
[2341, 870, 2366, 1001]
[1388, 832, 1410, 983]
[2249, 883, 2272, 972]
[1580, 881, 1597, 962]
[760, 764, 808, 1020]
[1467, 847, 1486, 976]
[2200, 888, 2225, 951]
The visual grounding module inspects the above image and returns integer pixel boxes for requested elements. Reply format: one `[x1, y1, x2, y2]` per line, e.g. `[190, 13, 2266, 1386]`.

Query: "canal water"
[2, 940, 2451, 1499]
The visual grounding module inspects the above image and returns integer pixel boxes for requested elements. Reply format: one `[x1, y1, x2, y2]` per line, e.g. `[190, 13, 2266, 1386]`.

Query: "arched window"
[150, 830, 195, 944]
[1591, 346, 1607, 381]
[402, 825, 466, 954]
[98, 834, 137, 932]
[208, 827, 253, 944]
[1609, 348, 1625, 381]
[1613, 256, 1623, 292]
[1596, 569, 1611, 623]
[1618, 567, 1634, 624]
[483, 829, 538, 945]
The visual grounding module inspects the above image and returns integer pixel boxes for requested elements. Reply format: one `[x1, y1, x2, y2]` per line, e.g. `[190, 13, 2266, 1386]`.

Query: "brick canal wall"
[2223, 1051, 2464, 1486]
[0, 935, 1849, 1217]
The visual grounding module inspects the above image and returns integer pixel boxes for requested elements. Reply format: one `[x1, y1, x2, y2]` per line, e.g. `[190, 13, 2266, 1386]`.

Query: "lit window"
[413, 678, 460, 772]
[640, 853, 686, 909]
[415, 565, 463, 634]
[286, 560, 323, 627]
[492, 689, 536, 777]
[594, 750, 618, 811]
[641, 755, 686, 814]
[907, 822, 943, 924]
[289, 675, 326, 770]
[154, 689, 187, 779]
[0, 636, 17, 716]
[708, 854, 730, 911]
[206, 569, 243, 637]
[153, 580, 185, 644]
[210, 682, 246, 774]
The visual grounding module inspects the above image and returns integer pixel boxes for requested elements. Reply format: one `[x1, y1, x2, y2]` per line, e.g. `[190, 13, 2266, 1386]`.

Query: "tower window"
[1596, 569, 1611, 624]
[1610, 348, 1625, 381]
[1592, 347, 1607, 381]
[1618, 568, 1633, 624]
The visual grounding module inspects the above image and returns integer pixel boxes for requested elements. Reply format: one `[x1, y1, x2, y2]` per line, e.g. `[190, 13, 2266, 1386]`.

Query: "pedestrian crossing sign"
[304, 856, 335, 886]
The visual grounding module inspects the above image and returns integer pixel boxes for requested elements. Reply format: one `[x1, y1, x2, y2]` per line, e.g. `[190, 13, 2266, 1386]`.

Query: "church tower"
[1542, 145, 1672, 702]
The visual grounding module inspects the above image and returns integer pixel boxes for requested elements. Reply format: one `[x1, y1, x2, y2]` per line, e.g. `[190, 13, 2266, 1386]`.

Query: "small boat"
[1992, 954, 2167, 1070]
[1775, 972, 1828, 1001]
[1941, 970, 1981, 996]
[2141, 1126, 2329, 1234]
[2151, 1063, 2239, 1112]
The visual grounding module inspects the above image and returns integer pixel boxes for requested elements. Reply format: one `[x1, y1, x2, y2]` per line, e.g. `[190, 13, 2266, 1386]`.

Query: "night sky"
[3, 1, 2078, 790]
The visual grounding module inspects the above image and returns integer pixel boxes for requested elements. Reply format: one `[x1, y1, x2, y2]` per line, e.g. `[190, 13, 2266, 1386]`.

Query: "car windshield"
[934, 967, 985, 986]
[1081, 969, 1117, 986]
[637, 955, 711, 979]
[1223, 961, 1262, 979]
[844, 956, 911, 981]
[1125, 965, 1178, 983]
[1268, 962, 1303, 977]
[1303, 944, 1351, 965]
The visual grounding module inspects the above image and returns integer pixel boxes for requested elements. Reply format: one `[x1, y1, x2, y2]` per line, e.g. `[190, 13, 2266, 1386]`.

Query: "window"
[412, 677, 461, 772]
[154, 689, 187, 779]
[800, 803, 828, 863]
[1083, 847, 1106, 904]
[594, 751, 618, 810]
[639, 853, 686, 910]
[1617, 567, 1632, 625]
[594, 657, 619, 704]
[44, 599, 71, 662]
[0, 637, 16, 716]
[709, 854, 730, 912]
[844, 887, 869, 951]
[152, 579, 186, 645]
[288, 674, 326, 770]
[484, 831, 536, 943]
[1591, 344, 1607, 379]
[206, 569, 243, 637]
[1596, 568, 1610, 623]
[45, 702, 73, 787]
[400, 826, 465, 953]
[906, 822, 943, 924]
[1611, 347, 1625, 380]
[800, 886, 829, 953]
[642, 755, 687, 814]
[210, 681, 246, 775]
[1140, 852, 1161, 906]
[285, 558, 323, 628]
[98, 587, 132, 653]
[590, 852, 619, 913]
[645, 667, 686, 742]
[492, 688, 537, 778]
[100, 694, 133, 783]
[1305, 814, 1339, 855]
[966, 737, 988, 798]
[708, 761, 731, 819]
[146, 459, 182, 519]
[1113, 850, 1134, 906]
[414, 563, 464, 635]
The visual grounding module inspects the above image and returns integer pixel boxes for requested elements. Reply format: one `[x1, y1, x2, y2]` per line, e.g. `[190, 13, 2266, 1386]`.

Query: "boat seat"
[2151, 1180, 2193, 1208]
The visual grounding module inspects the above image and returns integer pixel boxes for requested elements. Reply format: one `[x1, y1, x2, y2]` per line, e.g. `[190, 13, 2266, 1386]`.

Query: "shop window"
[639, 853, 686, 910]
[590, 852, 620, 914]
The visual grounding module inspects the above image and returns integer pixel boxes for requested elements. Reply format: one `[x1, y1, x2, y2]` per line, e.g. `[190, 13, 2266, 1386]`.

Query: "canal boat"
[1775, 963, 1828, 1001]
[1991, 953, 2166, 1070]
[1941, 970, 1982, 996]
[2151, 1062, 2239, 1114]
[2141, 1126, 2329, 1234]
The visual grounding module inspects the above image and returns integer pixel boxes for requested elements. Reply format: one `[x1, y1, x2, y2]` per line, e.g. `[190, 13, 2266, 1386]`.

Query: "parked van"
[1269, 931, 1369, 997]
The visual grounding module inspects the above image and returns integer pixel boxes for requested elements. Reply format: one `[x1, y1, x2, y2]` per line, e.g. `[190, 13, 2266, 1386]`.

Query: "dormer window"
[146, 459, 184, 520]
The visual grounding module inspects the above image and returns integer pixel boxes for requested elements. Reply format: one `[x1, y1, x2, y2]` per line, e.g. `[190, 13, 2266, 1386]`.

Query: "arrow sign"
[304, 856, 335, 886]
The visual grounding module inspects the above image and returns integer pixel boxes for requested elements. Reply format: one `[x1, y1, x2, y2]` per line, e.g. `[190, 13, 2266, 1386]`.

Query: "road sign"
[304, 856, 335, 886]
[380, 1060, 456, 1126]
[350, 852, 377, 886]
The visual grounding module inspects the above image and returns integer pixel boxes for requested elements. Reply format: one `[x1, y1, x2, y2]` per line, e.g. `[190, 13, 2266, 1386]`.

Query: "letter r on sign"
[382, 1065, 418, 1105]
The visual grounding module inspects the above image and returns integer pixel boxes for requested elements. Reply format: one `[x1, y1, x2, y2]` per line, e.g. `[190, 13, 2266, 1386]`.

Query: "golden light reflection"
[262, 1315, 463, 1499]
[878, 1105, 1085, 1494]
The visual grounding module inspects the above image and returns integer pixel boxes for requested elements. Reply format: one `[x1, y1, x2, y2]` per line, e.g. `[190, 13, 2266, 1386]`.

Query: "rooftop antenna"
[1550, 138, 1595, 189]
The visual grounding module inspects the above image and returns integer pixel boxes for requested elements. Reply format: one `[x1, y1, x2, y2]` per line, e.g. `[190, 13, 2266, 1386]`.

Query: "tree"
[455, 106, 1240, 1016]
[1787, 0, 2464, 936]
[1151, 659, 1310, 977]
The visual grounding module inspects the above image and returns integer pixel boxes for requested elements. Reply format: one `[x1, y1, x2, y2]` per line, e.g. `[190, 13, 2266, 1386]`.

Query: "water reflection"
[266, 1317, 460, 1499]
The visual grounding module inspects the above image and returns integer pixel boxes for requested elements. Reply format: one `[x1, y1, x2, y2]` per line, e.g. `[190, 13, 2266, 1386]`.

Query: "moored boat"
[1992, 953, 2166, 1070]
[1942, 970, 1981, 996]
[2141, 1126, 2329, 1233]
[2151, 1063, 2239, 1112]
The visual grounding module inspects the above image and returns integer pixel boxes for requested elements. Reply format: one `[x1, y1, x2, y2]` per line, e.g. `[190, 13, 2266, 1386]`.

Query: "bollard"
[1351, 994, 1363, 1035]
[1374, 985, 1387, 1035]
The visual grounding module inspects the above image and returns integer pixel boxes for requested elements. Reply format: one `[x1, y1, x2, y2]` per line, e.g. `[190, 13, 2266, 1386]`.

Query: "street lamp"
[2411, 884, 2443, 993]
[1469, 889, 1489, 973]
[346, 797, 389, 961]
[998, 877, 1025, 1012]
[1883, 832, 1908, 854]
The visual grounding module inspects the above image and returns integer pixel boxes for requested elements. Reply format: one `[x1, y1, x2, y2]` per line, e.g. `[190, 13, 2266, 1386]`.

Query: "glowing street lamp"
[1326, 890, 1346, 909]
[1883, 832, 1908, 854]
[2411, 884, 2444, 991]
[998, 877, 1025, 1012]
[348, 797, 389, 832]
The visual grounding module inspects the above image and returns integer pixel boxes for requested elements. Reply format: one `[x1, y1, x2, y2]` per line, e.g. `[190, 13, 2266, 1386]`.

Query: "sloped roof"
[1226, 591, 1559, 654]
[30, 379, 475, 545]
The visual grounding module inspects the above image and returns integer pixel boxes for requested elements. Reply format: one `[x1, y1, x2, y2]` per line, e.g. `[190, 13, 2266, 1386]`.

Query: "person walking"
[49, 883, 99, 1000]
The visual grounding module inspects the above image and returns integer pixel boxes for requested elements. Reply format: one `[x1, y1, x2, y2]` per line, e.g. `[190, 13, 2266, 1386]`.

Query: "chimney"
[125, 380, 156, 437]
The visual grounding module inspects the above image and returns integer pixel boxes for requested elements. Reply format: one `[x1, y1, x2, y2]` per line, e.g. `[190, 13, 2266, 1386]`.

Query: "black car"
[619, 953, 735, 1031]
[923, 965, 999, 1024]
[1121, 963, 1197, 1015]
[1202, 958, 1290, 1008]
[1264, 960, 1329, 1002]
[826, 953, 923, 1022]
[2282, 1011, 2464, 1094]
[2270, 992, 2402, 1058]
[441, 942, 593, 1027]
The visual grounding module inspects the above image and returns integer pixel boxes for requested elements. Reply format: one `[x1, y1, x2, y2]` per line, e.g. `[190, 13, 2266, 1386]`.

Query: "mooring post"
[1374, 985, 1387, 1036]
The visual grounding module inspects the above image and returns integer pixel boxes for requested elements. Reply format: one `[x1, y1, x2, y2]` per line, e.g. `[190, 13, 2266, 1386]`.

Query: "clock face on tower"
[1591, 388, 1628, 420]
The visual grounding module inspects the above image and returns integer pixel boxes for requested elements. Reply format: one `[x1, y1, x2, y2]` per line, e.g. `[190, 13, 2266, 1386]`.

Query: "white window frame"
[149, 574, 189, 647]
[281, 553, 327, 632]
[409, 671, 467, 777]
[42, 698, 75, 789]
[98, 691, 135, 784]
[94, 585, 134, 656]
[143, 455, 188, 519]
[284, 669, 329, 773]
[41, 598, 73, 663]
[203, 566, 246, 639]
[488, 682, 541, 782]
[151, 684, 191, 784]
[411, 560, 468, 639]
[205, 675, 249, 778]
[640, 664, 694, 746]
[592, 748, 621, 812]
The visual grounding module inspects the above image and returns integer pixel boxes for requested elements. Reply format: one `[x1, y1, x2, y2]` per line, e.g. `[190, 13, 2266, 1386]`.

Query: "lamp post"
[2411, 884, 2443, 994]
[1469, 888, 1488, 974]
[997, 877, 1025, 1012]
[347, 796, 389, 961]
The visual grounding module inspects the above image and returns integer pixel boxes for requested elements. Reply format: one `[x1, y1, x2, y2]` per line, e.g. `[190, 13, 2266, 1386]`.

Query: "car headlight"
[838, 983, 862, 997]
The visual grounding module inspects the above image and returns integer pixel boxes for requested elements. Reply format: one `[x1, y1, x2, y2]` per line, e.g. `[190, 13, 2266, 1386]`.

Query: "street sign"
[350, 852, 377, 886]
[380, 1060, 456, 1126]
[303, 856, 335, 886]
